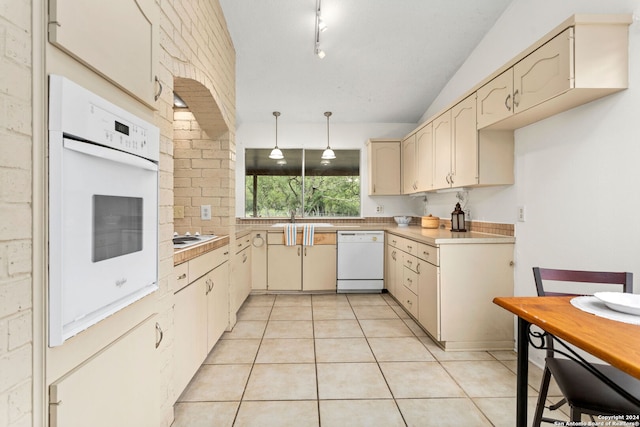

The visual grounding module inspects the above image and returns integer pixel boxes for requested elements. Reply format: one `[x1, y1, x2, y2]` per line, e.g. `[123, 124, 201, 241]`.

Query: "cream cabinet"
[478, 17, 630, 130]
[433, 95, 478, 189]
[433, 110, 452, 189]
[387, 231, 514, 350]
[49, 0, 160, 107]
[267, 232, 336, 291]
[173, 245, 229, 397]
[415, 123, 434, 192]
[367, 139, 401, 195]
[49, 315, 162, 427]
[402, 134, 417, 194]
[251, 231, 268, 290]
[231, 234, 252, 314]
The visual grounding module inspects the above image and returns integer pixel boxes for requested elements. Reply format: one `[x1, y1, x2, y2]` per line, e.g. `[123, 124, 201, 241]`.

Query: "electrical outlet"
[376, 205, 384, 214]
[517, 206, 526, 222]
[173, 205, 185, 219]
[201, 205, 212, 220]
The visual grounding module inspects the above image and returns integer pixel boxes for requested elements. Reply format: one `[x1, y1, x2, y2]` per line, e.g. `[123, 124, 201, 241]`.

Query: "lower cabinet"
[49, 315, 161, 427]
[173, 245, 229, 398]
[231, 234, 252, 315]
[387, 232, 514, 350]
[267, 232, 336, 291]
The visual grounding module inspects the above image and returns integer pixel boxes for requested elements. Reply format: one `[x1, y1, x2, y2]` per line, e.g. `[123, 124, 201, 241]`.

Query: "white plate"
[593, 292, 640, 316]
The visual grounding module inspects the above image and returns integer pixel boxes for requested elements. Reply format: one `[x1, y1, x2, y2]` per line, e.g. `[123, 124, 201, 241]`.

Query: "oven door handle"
[63, 139, 158, 172]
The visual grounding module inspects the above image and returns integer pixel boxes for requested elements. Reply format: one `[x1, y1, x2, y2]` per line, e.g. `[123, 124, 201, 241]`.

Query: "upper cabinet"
[415, 123, 434, 192]
[478, 16, 630, 130]
[49, 0, 160, 108]
[401, 134, 417, 194]
[367, 139, 401, 195]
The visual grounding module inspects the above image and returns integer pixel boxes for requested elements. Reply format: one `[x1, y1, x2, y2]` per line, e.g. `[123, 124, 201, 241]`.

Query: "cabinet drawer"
[175, 262, 189, 292]
[403, 254, 418, 273]
[189, 245, 229, 281]
[417, 243, 438, 266]
[235, 234, 251, 253]
[398, 238, 417, 256]
[268, 232, 336, 245]
[396, 282, 418, 318]
[403, 267, 419, 295]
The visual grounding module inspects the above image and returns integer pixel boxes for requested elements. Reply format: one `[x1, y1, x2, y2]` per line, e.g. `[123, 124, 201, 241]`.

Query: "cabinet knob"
[509, 260, 514, 266]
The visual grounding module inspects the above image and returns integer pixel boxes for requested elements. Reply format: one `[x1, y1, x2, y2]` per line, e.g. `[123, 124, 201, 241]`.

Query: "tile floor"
[173, 293, 570, 426]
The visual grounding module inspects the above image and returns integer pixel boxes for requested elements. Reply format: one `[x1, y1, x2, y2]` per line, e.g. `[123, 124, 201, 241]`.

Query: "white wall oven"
[48, 75, 160, 346]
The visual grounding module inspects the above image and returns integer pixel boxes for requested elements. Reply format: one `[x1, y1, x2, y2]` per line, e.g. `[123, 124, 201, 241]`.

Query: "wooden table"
[493, 296, 640, 427]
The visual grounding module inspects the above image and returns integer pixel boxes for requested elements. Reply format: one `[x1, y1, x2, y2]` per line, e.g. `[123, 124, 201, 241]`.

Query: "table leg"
[516, 317, 529, 427]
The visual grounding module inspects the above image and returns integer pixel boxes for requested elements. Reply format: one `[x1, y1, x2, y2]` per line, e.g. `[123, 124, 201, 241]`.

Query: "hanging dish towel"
[303, 224, 315, 246]
[284, 224, 297, 246]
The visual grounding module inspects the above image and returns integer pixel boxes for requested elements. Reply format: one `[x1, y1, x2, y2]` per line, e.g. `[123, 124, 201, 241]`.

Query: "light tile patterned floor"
[174, 293, 569, 426]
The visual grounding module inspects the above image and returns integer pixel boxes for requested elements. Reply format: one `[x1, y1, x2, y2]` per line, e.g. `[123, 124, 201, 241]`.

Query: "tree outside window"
[245, 149, 360, 218]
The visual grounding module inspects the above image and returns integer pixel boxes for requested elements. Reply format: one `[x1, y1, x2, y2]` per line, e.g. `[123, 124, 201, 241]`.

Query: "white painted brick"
[0, 132, 31, 170]
[4, 97, 30, 136]
[7, 379, 29, 424]
[0, 205, 31, 241]
[0, 58, 30, 100]
[0, 344, 30, 394]
[0, 169, 30, 203]
[7, 311, 30, 350]
[7, 241, 30, 277]
[0, 318, 7, 354]
[0, 278, 30, 318]
[0, 394, 8, 427]
[5, 25, 30, 67]
[0, 0, 30, 32]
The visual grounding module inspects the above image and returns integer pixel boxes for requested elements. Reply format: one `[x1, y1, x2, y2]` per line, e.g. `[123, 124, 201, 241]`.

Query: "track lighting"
[314, 0, 326, 59]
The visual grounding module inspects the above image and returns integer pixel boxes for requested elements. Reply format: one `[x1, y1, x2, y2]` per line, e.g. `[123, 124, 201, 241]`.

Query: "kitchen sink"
[271, 223, 333, 227]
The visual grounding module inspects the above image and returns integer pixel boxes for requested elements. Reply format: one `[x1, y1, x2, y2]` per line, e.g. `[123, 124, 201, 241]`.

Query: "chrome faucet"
[290, 210, 296, 223]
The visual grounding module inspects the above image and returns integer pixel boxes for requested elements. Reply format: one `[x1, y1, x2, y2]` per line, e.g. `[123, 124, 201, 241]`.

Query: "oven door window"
[93, 195, 143, 262]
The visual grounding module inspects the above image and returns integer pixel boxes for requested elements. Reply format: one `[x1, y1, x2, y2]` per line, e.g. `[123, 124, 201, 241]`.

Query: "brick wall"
[0, 0, 33, 425]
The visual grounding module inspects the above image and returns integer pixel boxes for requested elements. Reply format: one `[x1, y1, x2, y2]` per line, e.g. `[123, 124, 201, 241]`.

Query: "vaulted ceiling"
[220, 0, 513, 125]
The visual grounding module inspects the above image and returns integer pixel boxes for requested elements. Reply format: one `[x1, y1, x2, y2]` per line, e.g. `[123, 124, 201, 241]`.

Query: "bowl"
[394, 216, 412, 227]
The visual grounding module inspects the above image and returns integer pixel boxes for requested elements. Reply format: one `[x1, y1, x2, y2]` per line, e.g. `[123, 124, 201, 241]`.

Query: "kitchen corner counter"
[174, 235, 230, 265]
[387, 225, 515, 245]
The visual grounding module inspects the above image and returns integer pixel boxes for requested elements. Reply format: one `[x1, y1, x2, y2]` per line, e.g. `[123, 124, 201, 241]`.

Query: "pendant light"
[321, 111, 336, 160]
[268, 111, 284, 160]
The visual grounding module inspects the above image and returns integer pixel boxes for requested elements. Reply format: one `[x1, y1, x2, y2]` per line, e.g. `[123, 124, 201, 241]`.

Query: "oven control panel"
[89, 103, 155, 159]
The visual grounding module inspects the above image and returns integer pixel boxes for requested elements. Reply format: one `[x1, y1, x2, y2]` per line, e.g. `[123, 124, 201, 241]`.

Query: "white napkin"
[571, 296, 640, 326]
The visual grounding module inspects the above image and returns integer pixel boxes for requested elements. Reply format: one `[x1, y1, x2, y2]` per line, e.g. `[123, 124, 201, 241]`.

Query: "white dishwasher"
[337, 231, 385, 293]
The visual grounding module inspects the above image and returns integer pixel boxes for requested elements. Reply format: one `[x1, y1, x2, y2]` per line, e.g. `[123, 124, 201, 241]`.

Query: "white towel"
[284, 224, 297, 246]
[303, 224, 315, 246]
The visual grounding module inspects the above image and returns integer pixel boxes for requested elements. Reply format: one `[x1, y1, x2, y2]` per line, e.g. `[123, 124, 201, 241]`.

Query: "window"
[245, 149, 360, 218]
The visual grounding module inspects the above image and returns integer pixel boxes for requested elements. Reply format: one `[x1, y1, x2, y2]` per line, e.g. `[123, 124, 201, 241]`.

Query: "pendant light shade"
[269, 111, 284, 160]
[321, 111, 336, 160]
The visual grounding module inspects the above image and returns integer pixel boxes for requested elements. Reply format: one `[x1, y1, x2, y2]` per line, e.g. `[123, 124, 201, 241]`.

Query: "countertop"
[175, 224, 514, 265]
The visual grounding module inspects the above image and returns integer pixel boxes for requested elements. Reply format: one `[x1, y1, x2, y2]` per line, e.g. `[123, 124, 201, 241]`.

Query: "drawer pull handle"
[513, 89, 520, 107]
[154, 76, 163, 102]
[155, 322, 164, 348]
[407, 245, 412, 250]
[505, 93, 512, 111]
[178, 273, 187, 280]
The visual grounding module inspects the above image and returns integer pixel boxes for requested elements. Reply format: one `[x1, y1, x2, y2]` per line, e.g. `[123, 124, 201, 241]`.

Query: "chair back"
[533, 267, 633, 297]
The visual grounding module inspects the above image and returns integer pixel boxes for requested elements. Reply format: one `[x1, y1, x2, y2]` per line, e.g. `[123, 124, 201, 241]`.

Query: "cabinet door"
[417, 261, 439, 340]
[451, 95, 478, 187]
[251, 232, 268, 290]
[303, 245, 336, 291]
[514, 28, 573, 113]
[368, 141, 401, 195]
[231, 248, 251, 314]
[208, 262, 229, 349]
[385, 244, 398, 296]
[49, 0, 159, 107]
[174, 277, 208, 394]
[477, 69, 514, 128]
[268, 245, 302, 290]
[415, 123, 433, 192]
[433, 110, 452, 189]
[49, 316, 160, 427]
[402, 134, 417, 194]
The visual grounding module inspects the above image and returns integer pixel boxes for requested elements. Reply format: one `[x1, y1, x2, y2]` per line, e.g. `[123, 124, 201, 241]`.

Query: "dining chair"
[532, 267, 640, 425]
